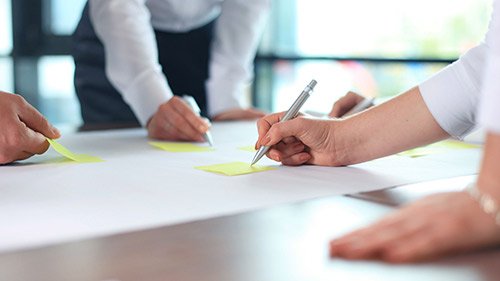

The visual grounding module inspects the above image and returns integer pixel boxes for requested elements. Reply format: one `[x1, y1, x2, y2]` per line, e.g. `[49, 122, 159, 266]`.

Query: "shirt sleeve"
[418, 43, 487, 139]
[89, 0, 172, 126]
[479, 0, 500, 135]
[205, 0, 270, 117]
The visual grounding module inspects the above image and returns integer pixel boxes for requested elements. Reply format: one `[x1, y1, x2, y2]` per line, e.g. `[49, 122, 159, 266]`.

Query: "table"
[0, 176, 498, 281]
[0, 122, 493, 280]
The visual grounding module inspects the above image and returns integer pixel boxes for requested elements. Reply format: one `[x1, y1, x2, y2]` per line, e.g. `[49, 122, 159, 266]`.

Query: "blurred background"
[0, 0, 492, 128]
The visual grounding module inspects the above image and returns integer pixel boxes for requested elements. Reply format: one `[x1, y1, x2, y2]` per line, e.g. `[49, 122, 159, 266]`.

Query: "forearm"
[206, 0, 269, 117]
[477, 133, 500, 201]
[339, 86, 450, 164]
[89, 0, 171, 125]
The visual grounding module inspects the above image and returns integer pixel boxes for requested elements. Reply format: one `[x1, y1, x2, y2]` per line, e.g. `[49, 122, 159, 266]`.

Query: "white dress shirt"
[479, 0, 500, 135]
[89, 0, 270, 125]
[419, 0, 500, 138]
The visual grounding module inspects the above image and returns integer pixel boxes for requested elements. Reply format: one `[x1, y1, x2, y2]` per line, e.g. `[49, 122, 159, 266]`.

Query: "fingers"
[328, 91, 365, 118]
[14, 151, 37, 161]
[260, 118, 307, 147]
[0, 124, 50, 164]
[281, 152, 311, 166]
[22, 127, 51, 155]
[242, 108, 267, 119]
[329, 192, 500, 264]
[168, 96, 209, 136]
[173, 97, 210, 132]
[330, 215, 428, 262]
[15, 95, 61, 139]
[0, 92, 56, 164]
[148, 97, 208, 142]
[256, 115, 323, 165]
[265, 137, 298, 161]
[212, 108, 267, 121]
[262, 136, 312, 165]
[255, 112, 286, 149]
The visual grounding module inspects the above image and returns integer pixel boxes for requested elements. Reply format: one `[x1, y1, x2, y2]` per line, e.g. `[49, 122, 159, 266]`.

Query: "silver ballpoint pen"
[182, 95, 214, 146]
[251, 79, 317, 165]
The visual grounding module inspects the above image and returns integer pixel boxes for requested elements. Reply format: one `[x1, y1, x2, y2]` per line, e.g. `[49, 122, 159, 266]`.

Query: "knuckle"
[256, 119, 267, 131]
[159, 103, 169, 112]
[5, 129, 24, 148]
[271, 123, 283, 136]
[11, 93, 26, 104]
[170, 96, 182, 106]
[170, 114, 183, 125]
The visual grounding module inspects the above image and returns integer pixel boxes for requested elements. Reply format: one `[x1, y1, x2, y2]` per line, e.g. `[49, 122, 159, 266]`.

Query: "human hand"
[212, 107, 267, 121]
[255, 112, 349, 166]
[0, 91, 61, 164]
[329, 191, 500, 263]
[147, 96, 210, 142]
[328, 91, 371, 118]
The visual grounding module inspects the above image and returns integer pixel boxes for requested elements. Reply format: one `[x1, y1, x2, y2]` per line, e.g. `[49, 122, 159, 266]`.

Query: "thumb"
[329, 91, 365, 118]
[18, 103, 61, 139]
[262, 118, 306, 146]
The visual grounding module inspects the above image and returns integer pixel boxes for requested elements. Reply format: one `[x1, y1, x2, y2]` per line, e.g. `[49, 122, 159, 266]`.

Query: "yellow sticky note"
[195, 161, 276, 176]
[46, 138, 105, 163]
[150, 142, 215, 152]
[429, 140, 482, 150]
[237, 146, 257, 152]
[397, 147, 445, 158]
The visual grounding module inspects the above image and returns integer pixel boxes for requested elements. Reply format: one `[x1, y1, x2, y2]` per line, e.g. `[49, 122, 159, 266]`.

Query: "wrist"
[334, 116, 378, 165]
[332, 118, 363, 165]
[466, 182, 500, 226]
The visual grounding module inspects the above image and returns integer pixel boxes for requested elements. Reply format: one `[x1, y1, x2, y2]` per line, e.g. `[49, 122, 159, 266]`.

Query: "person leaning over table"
[72, 0, 269, 141]
[254, 0, 500, 263]
[0, 91, 61, 165]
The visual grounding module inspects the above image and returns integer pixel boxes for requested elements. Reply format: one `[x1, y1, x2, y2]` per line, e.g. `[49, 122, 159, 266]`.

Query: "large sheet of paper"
[0, 121, 481, 253]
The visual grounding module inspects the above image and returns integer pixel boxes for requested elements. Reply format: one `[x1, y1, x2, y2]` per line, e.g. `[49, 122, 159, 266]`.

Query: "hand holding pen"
[328, 91, 374, 118]
[182, 95, 214, 146]
[254, 88, 359, 167]
[147, 96, 211, 142]
[252, 79, 317, 165]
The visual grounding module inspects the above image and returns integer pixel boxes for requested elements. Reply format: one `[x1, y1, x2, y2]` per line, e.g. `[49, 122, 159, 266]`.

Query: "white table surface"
[0, 121, 482, 254]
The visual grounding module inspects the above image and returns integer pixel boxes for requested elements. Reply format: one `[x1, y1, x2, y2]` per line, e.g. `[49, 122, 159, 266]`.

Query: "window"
[38, 56, 81, 125]
[0, 0, 12, 93]
[0, 58, 13, 93]
[48, 0, 87, 35]
[294, 0, 490, 58]
[0, 0, 12, 55]
[256, 0, 492, 113]
[9, 0, 86, 127]
[258, 60, 447, 113]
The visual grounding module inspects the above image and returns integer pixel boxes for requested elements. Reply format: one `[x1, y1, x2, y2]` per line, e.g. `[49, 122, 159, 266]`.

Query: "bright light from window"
[0, 58, 13, 92]
[38, 56, 82, 125]
[38, 56, 76, 98]
[50, 0, 87, 35]
[0, 0, 12, 55]
[296, 0, 491, 57]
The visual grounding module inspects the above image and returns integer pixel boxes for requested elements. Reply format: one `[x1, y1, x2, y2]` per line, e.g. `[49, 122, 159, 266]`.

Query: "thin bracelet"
[466, 182, 500, 226]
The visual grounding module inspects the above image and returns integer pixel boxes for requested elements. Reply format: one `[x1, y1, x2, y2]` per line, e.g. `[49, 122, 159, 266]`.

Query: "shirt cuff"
[419, 62, 479, 139]
[122, 69, 172, 126]
[206, 78, 245, 117]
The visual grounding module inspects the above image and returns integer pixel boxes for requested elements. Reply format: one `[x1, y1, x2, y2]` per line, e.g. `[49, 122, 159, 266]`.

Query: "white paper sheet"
[0, 121, 481, 253]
